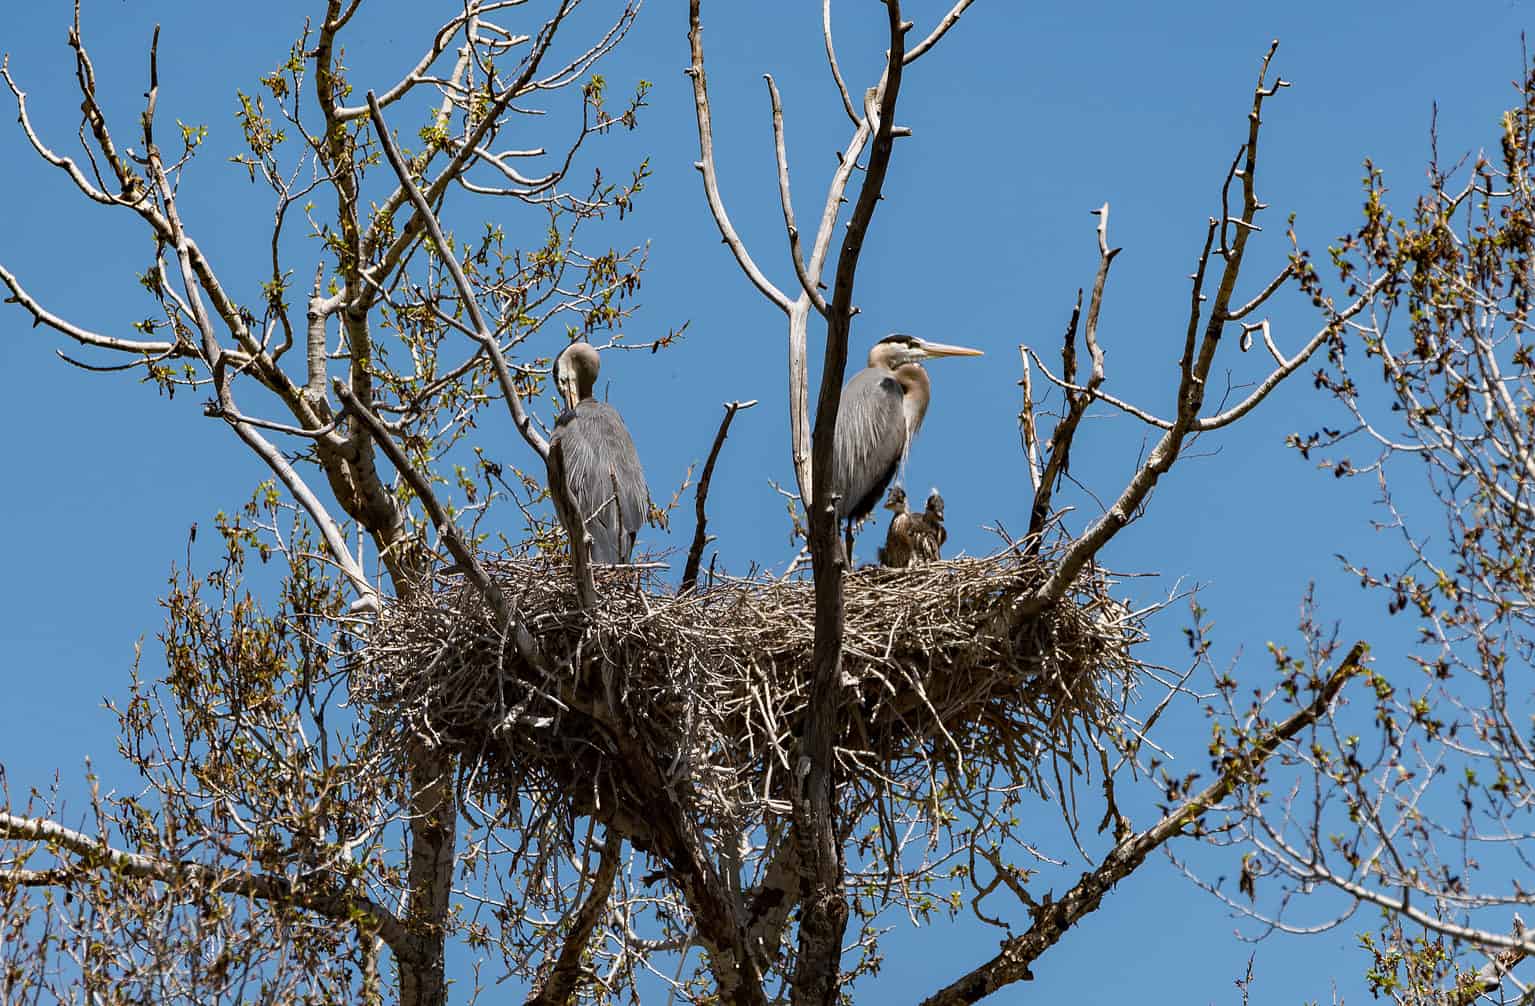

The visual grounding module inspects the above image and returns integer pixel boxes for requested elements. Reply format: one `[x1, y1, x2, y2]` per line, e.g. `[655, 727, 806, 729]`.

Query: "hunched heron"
[546, 342, 649, 564]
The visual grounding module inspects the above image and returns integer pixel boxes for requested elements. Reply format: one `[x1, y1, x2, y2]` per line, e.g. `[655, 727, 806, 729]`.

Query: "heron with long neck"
[546, 342, 649, 564]
[829, 333, 982, 560]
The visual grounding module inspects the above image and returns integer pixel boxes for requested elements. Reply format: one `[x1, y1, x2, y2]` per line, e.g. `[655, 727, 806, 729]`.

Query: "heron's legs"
[842, 520, 855, 567]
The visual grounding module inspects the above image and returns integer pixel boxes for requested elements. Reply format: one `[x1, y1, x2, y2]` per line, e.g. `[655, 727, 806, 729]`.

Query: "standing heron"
[830, 333, 982, 558]
[546, 342, 648, 564]
[877, 486, 916, 568]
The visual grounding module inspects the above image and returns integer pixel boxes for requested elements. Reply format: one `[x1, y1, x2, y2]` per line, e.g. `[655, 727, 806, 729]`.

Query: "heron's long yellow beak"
[916, 339, 984, 358]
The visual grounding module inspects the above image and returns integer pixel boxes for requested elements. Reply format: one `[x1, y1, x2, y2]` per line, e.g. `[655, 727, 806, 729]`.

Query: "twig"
[903, 0, 977, 64]
[821, 0, 858, 124]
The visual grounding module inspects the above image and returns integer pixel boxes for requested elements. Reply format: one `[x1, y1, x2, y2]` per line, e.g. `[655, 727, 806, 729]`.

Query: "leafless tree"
[0, 3, 1402, 1005]
[1163, 56, 1535, 1006]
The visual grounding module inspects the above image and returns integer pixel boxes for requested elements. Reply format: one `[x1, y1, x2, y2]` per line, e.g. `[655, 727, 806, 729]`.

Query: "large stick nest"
[355, 547, 1145, 842]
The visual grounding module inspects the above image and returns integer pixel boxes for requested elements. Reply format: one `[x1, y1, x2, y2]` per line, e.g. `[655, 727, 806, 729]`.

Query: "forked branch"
[1020, 44, 1325, 612]
[686, 2, 793, 315]
[1026, 204, 1119, 551]
[798, 8, 909, 1005]
[689, 0, 974, 509]
[766, 76, 830, 317]
[525, 830, 622, 1006]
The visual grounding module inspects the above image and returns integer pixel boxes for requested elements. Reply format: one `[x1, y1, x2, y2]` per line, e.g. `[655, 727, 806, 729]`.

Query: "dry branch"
[1020, 44, 1311, 615]
[915, 642, 1367, 1006]
[685, 3, 792, 315]
[798, 5, 910, 998]
[681, 399, 758, 594]
[525, 829, 622, 1006]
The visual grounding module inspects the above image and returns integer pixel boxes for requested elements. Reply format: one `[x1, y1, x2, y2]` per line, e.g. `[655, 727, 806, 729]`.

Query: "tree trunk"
[400, 742, 457, 1006]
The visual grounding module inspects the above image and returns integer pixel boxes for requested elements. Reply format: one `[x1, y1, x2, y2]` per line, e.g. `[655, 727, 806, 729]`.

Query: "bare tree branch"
[0, 810, 417, 964]
[903, 0, 977, 64]
[222, 403, 379, 606]
[1021, 45, 1295, 611]
[1, 55, 118, 205]
[798, 6, 909, 1003]
[0, 264, 180, 356]
[820, 0, 858, 124]
[915, 642, 1367, 1006]
[686, 4, 793, 314]
[766, 76, 830, 317]
[1192, 278, 1385, 431]
[525, 829, 622, 1006]
[366, 90, 550, 462]
[681, 399, 757, 595]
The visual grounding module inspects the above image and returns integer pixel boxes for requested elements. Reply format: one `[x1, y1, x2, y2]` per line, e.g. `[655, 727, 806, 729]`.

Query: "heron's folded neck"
[893, 363, 931, 441]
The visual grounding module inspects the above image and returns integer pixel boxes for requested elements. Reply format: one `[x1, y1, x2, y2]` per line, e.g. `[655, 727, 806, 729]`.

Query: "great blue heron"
[911, 488, 947, 563]
[546, 342, 648, 564]
[877, 486, 916, 568]
[831, 334, 982, 558]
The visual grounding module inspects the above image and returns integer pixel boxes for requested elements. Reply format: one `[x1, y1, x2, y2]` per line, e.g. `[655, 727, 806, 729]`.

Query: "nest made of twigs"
[354, 546, 1144, 840]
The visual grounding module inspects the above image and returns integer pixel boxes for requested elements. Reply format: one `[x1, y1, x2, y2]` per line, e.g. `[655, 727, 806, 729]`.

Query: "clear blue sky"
[2, 1, 1531, 1001]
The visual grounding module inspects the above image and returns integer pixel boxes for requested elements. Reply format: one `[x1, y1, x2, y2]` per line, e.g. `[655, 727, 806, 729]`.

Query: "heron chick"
[830, 333, 982, 561]
[546, 342, 649, 564]
[878, 486, 917, 568]
[911, 488, 947, 563]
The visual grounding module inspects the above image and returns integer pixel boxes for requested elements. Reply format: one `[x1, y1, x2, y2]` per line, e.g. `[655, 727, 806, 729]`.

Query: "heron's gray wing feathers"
[548, 401, 649, 563]
[546, 436, 580, 558]
[832, 368, 907, 521]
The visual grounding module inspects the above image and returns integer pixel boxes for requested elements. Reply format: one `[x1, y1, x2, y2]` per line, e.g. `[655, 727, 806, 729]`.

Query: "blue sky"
[3, 0, 1533, 1001]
